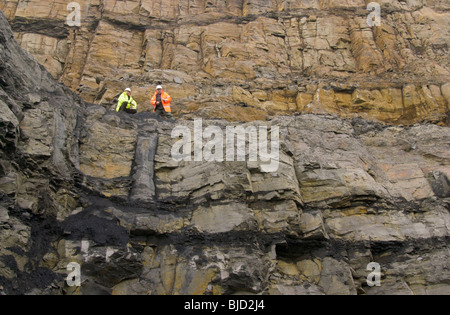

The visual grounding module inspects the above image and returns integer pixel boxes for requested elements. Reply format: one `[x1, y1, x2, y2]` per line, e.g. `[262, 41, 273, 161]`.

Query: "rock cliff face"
[1, 0, 449, 124]
[0, 8, 449, 295]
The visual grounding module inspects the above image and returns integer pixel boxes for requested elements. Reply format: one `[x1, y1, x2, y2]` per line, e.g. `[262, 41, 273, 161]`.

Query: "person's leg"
[118, 102, 127, 112]
[126, 108, 137, 114]
[165, 112, 175, 122]
[155, 108, 175, 121]
[155, 108, 163, 117]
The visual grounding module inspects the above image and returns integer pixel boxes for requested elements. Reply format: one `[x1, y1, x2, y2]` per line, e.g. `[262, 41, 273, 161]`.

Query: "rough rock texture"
[0, 10, 449, 295]
[1, 0, 449, 124]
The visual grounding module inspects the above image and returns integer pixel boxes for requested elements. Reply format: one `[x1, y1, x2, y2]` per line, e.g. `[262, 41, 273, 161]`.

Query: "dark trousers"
[119, 102, 137, 114]
[155, 107, 175, 121]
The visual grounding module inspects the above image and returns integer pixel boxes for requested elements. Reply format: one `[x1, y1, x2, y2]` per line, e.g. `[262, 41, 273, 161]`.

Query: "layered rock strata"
[1, 10, 449, 295]
[0, 0, 449, 124]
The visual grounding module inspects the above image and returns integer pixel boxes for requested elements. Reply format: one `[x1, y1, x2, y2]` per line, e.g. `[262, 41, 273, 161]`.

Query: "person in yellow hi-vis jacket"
[116, 88, 138, 114]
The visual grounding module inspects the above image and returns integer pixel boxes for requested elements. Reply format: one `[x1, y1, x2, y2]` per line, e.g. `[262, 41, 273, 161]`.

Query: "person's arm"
[163, 93, 172, 104]
[131, 98, 138, 109]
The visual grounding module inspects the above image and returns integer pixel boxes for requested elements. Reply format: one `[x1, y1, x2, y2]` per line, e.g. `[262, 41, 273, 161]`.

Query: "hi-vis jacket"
[116, 92, 138, 112]
[151, 91, 172, 113]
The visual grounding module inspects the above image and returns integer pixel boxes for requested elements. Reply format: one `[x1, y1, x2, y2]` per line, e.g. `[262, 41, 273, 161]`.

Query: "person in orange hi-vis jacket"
[151, 85, 175, 121]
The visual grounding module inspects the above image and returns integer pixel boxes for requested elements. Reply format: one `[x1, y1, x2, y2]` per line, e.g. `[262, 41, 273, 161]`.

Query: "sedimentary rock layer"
[1, 0, 449, 124]
[0, 10, 449, 295]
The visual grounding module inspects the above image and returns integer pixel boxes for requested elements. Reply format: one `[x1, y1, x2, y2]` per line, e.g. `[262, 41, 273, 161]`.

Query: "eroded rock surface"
[1, 0, 449, 124]
[0, 7, 449, 295]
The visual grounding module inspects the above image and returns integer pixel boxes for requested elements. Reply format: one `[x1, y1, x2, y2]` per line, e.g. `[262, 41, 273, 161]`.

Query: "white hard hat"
[156, 85, 163, 90]
[125, 88, 131, 92]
